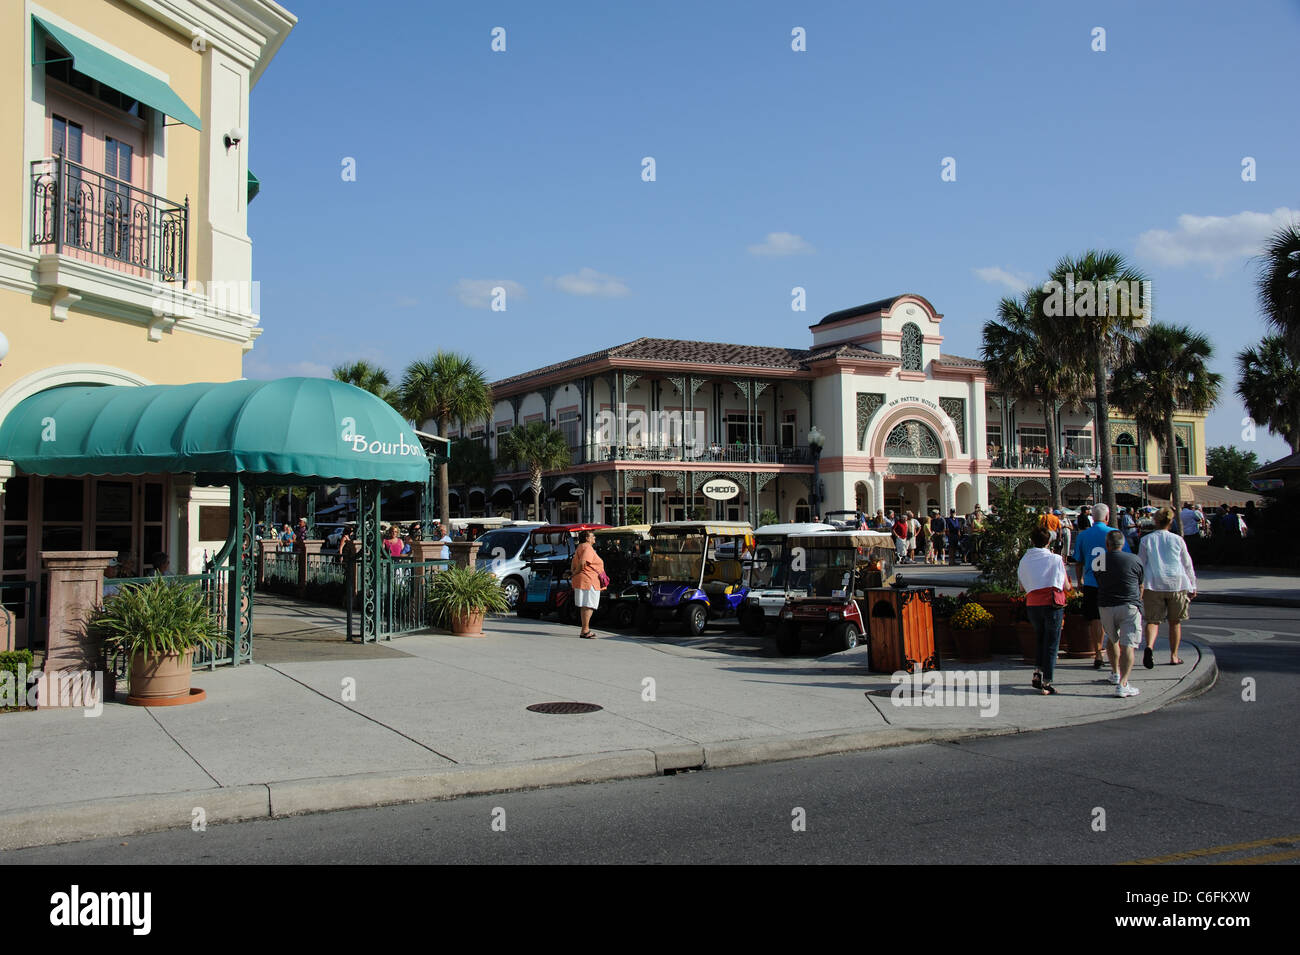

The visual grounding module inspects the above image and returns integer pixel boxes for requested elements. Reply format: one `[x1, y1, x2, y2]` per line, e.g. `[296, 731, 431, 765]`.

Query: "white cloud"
[973, 266, 1034, 292]
[1136, 207, 1298, 273]
[454, 279, 526, 308]
[552, 267, 630, 298]
[747, 232, 814, 256]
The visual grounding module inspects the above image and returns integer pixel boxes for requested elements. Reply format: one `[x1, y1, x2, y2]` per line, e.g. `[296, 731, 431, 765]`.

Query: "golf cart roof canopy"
[753, 522, 836, 537]
[532, 523, 611, 535]
[650, 521, 754, 536]
[593, 524, 652, 536]
[787, 531, 894, 549]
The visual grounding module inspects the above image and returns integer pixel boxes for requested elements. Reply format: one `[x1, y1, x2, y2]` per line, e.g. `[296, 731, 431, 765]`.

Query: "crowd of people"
[832, 507, 989, 566]
[1017, 503, 1197, 699]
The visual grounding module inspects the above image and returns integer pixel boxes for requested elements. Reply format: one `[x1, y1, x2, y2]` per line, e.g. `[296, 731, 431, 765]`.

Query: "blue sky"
[242, 0, 1300, 463]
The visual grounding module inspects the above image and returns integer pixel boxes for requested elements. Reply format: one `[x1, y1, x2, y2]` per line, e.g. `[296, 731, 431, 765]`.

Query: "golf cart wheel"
[686, 603, 708, 636]
[502, 577, 523, 611]
[741, 606, 766, 637]
[834, 621, 861, 651]
[776, 623, 802, 656]
[636, 606, 659, 634]
[613, 602, 635, 629]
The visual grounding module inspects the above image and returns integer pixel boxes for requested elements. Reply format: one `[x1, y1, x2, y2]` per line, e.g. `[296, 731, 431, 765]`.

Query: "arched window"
[1111, 431, 1138, 471]
[883, 420, 942, 458]
[1160, 436, 1191, 475]
[900, 323, 923, 371]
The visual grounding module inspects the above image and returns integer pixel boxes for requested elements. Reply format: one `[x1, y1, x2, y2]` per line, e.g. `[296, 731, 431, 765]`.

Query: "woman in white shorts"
[570, 530, 606, 639]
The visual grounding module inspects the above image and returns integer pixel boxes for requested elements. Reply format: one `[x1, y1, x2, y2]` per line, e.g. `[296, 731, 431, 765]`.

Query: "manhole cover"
[527, 701, 603, 715]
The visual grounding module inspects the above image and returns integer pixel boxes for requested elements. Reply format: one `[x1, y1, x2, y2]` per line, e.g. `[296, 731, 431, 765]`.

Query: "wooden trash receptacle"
[862, 587, 939, 673]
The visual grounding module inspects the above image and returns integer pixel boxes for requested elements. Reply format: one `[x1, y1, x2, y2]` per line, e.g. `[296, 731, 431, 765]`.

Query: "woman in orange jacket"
[570, 530, 606, 639]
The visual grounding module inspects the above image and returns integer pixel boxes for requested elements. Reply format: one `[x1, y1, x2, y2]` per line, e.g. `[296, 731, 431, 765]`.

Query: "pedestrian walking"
[1094, 529, 1145, 697]
[433, 523, 452, 562]
[278, 522, 294, 552]
[1017, 526, 1071, 695]
[1137, 507, 1196, 667]
[945, 509, 963, 565]
[918, 515, 932, 564]
[383, 524, 405, 558]
[1071, 503, 1130, 670]
[1179, 502, 1201, 538]
[905, 511, 919, 563]
[891, 512, 908, 563]
[571, 529, 606, 638]
[930, 511, 946, 563]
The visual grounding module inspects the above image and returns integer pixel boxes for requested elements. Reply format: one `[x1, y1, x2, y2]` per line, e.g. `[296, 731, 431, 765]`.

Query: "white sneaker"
[1116, 684, 1140, 698]
[1108, 672, 1121, 685]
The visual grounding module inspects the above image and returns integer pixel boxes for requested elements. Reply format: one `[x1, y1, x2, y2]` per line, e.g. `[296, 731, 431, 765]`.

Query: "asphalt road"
[6, 605, 1297, 865]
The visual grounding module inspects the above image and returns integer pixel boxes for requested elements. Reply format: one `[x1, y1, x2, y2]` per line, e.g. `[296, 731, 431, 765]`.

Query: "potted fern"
[88, 576, 221, 705]
[428, 565, 509, 636]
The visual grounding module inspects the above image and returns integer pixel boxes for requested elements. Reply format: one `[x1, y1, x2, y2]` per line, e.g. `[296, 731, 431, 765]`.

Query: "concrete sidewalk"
[893, 563, 1299, 606]
[0, 607, 1216, 851]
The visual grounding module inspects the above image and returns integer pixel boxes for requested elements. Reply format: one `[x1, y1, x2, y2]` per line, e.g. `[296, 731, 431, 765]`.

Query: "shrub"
[950, 602, 994, 631]
[87, 576, 222, 662]
[931, 594, 961, 619]
[973, 486, 1040, 590]
[427, 565, 510, 621]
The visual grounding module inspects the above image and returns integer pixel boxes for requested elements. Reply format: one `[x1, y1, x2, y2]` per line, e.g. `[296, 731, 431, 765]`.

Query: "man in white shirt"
[434, 523, 452, 562]
[1138, 507, 1197, 667]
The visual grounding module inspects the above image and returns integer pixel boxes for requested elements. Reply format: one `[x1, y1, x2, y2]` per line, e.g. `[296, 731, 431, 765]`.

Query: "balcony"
[988, 451, 1145, 472]
[580, 443, 813, 465]
[31, 156, 187, 285]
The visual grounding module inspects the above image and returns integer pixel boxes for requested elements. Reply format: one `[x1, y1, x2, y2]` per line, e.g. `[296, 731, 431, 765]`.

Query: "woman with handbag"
[1017, 526, 1073, 695]
[571, 530, 608, 639]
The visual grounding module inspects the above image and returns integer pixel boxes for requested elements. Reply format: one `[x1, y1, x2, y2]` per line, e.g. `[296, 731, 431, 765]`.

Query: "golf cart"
[739, 521, 836, 635]
[775, 531, 897, 655]
[515, 523, 610, 620]
[641, 521, 754, 636]
[822, 510, 864, 530]
[592, 525, 652, 629]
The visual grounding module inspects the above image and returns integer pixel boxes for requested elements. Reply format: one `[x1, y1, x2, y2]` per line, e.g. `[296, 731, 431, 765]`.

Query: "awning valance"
[0, 378, 430, 485]
[34, 16, 202, 131]
[247, 168, 260, 202]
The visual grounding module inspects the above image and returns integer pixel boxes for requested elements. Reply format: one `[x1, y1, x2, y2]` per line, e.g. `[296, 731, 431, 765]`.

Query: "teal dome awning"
[0, 378, 431, 485]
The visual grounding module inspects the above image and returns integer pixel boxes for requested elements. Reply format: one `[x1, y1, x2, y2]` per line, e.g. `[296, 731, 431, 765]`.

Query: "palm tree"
[1046, 250, 1150, 517]
[332, 360, 396, 406]
[497, 421, 572, 521]
[981, 289, 1091, 507]
[1237, 335, 1300, 454]
[399, 353, 493, 524]
[1254, 220, 1300, 354]
[1111, 324, 1221, 531]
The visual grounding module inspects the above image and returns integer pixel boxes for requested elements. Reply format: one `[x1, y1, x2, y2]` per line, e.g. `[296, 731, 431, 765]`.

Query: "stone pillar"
[257, 539, 278, 586]
[297, 539, 323, 593]
[448, 540, 482, 570]
[41, 552, 116, 671]
[0, 606, 14, 652]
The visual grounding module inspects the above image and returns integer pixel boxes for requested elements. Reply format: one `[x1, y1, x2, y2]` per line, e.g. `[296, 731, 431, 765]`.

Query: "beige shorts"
[1143, 590, 1190, 624]
[1099, 604, 1143, 649]
[573, 587, 600, 610]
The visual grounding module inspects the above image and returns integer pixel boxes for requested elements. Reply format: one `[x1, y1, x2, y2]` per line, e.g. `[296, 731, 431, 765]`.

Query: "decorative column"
[358, 481, 381, 643]
[448, 540, 482, 570]
[40, 551, 116, 673]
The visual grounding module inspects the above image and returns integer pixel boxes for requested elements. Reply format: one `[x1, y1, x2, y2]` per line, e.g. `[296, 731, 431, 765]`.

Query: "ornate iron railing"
[381, 557, 451, 635]
[581, 443, 812, 465]
[987, 452, 1146, 472]
[30, 155, 188, 284]
[262, 551, 298, 588]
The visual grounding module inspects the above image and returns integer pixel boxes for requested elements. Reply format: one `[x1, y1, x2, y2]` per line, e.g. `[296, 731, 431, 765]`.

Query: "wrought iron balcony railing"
[988, 452, 1146, 472]
[579, 443, 812, 465]
[31, 155, 188, 285]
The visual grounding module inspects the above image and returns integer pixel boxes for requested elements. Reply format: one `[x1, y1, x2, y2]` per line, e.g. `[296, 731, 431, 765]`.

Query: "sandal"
[1041, 683, 1057, 695]
[1032, 671, 1042, 690]
[1092, 654, 1104, 669]
[579, 631, 593, 639]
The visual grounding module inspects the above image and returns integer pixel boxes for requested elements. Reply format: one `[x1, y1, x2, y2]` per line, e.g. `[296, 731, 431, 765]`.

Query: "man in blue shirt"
[1072, 503, 1131, 669]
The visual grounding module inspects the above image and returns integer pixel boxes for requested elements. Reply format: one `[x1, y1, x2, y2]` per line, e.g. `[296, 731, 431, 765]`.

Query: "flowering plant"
[949, 602, 994, 631]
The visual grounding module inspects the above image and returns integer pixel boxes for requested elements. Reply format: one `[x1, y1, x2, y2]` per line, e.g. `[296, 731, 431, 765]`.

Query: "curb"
[0, 642, 1219, 852]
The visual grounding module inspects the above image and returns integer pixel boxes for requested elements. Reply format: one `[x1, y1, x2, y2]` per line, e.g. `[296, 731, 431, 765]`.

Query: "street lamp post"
[808, 425, 826, 520]
[1084, 463, 1098, 506]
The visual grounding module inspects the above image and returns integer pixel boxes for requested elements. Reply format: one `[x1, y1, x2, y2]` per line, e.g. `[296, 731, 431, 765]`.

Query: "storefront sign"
[702, 480, 740, 501]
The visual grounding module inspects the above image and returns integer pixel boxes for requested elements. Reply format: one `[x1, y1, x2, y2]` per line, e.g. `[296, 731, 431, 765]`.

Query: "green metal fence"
[380, 557, 451, 635]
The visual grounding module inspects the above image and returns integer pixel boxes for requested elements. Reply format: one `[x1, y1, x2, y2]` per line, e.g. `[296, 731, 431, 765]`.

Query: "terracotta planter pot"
[1015, 620, 1037, 664]
[934, 618, 956, 659]
[952, 626, 992, 662]
[450, 610, 486, 636]
[128, 648, 195, 702]
[1062, 614, 1094, 658]
[977, 594, 1019, 654]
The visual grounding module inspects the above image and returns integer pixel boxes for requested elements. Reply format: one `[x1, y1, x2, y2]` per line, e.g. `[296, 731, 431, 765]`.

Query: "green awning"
[34, 16, 202, 131]
[0, 378, 430, 485]
[247, 168, 261, 202]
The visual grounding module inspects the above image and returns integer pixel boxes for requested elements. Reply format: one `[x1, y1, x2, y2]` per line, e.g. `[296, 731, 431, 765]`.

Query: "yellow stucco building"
[0, 0, 295, 645]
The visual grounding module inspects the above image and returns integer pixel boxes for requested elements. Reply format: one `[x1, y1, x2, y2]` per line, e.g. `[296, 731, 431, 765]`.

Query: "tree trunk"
[531, 470, 543, 521]
[1166, 413, 1183, 537]
[1044, 399, 1061, 508]
[1093, 346, 1118, 518]
[439, 414, 451, 526]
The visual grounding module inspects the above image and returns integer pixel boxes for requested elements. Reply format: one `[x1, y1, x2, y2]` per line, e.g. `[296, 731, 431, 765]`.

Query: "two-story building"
[444, 294, 1209, 524]
[0, 0, 295, 642]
